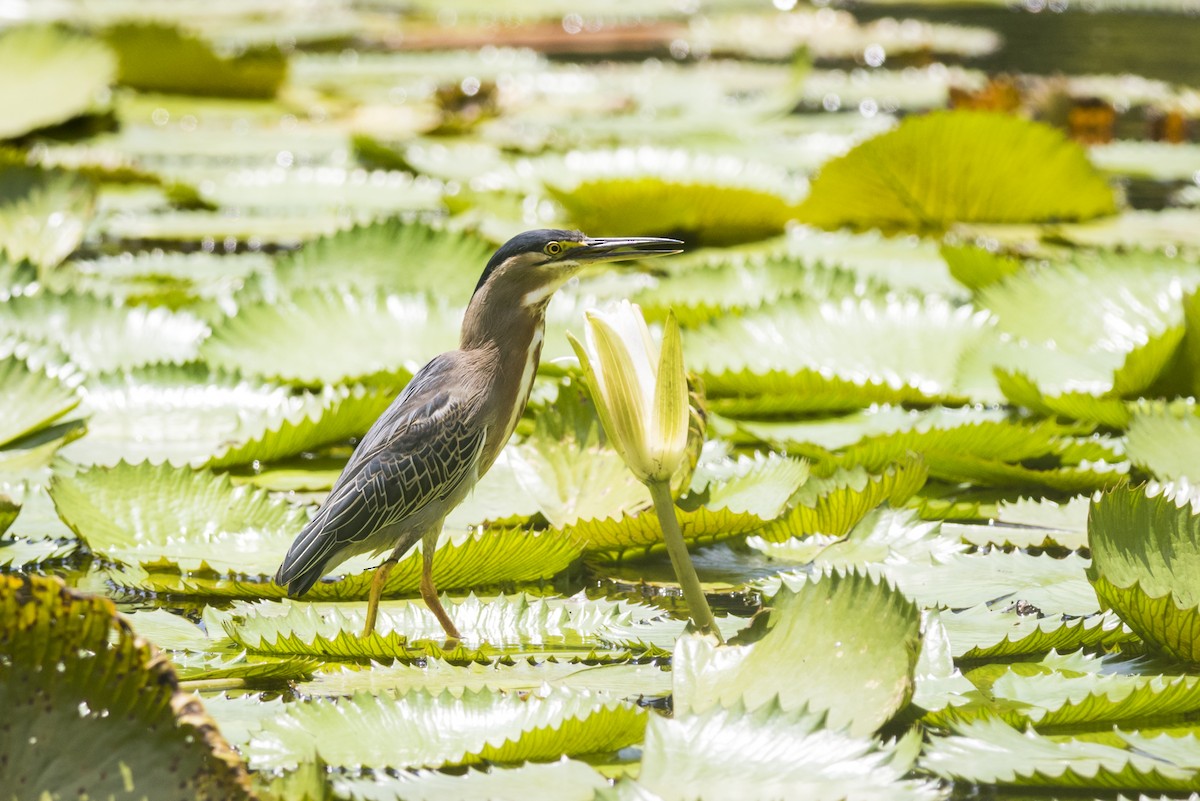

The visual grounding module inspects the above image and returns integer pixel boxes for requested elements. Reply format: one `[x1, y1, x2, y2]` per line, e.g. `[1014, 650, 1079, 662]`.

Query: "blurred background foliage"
[5, 1, 1200, 799]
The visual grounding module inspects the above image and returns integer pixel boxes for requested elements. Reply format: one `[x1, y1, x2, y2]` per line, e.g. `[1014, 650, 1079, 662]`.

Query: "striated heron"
[275, 229, 683, 641]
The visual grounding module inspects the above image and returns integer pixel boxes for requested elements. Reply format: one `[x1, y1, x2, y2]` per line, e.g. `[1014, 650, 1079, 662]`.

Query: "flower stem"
[647, 478, 724, 643]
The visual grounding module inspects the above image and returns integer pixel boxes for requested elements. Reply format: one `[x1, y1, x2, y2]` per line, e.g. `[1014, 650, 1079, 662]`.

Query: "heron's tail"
[275, 516, 337, 597]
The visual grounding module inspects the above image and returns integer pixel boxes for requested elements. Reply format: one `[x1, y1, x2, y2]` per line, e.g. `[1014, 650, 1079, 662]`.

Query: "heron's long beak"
[568, 236, 684, 263]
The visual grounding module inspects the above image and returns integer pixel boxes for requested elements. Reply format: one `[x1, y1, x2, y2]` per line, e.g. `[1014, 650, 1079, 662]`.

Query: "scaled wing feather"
[276, 355, 485, 591]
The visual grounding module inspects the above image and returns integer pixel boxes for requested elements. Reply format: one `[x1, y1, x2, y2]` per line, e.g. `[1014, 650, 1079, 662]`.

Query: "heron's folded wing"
[276, 388, 485, 587]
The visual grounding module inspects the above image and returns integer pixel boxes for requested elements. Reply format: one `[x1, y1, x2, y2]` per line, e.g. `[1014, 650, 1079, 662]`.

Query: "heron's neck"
[460, 281, 551, 466]
[459, 281, 550, 353]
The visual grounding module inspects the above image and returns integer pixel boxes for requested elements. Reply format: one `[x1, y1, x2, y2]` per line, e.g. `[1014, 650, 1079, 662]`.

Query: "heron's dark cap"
[473, 229, 585, 295]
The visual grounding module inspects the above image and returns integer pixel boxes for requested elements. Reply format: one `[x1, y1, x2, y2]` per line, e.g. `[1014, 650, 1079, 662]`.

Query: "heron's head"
[472, 229, 682, 307]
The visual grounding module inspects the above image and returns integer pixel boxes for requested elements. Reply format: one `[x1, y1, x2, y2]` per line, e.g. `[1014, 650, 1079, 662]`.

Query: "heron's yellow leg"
[361, 556, 398, 638]
[420, 528, 462, 645]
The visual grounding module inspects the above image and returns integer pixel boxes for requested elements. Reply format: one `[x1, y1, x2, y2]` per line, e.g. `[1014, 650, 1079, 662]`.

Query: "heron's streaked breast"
[502, 326, 543, 447]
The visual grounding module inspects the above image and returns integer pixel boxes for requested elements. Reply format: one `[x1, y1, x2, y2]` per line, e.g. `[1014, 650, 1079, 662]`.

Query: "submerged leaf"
[0, 574, 253, 799]
[798, 111, 1116, 231]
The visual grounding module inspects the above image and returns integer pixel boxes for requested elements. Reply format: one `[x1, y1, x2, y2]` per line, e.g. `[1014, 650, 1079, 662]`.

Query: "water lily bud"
[567, 301, 689, 484]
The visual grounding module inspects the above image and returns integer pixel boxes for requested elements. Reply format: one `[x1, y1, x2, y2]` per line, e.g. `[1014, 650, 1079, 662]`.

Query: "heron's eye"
[545, 241, 563, 256]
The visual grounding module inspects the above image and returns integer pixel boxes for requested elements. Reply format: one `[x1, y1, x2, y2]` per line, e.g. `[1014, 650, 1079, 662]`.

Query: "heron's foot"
[426, 597, 463, 646]
[362, 556, 399, 639]
[361, 607, 379, 640]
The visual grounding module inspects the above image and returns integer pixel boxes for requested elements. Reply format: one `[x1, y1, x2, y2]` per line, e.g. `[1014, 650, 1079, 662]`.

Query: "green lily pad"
[0, 26, 115, 139]
[940, 243, 1022, 292]
[1050, 209, 1200, 252]
[1091, 140, 1200, 181]
[0, 292, 209, 373]
[334, 760, 608, 801]
[674, 569, 921, 737]
[978, 250, 1200, 355]
[948, 495, 1091, 550]
[698, 10, 1000, 62]
[923, 717, 1200, 792]
[0, 356, 79, 449]
[1087, 483, 1200, 664]
[205, 383, 394, 468]
[270, 217, 493, 302]
[995, 369, 1134, 429]
[801, 65, 984, 112]
[247, 687, 646, 771]
[927, 651, 1200, 732]
[0, 573, 253, 799]
[104, 23, 286, 98]
[562, 453, 808, 556]
[688, 296, 992, 411]
[52, 459, 580, 597]
[48, 250, 272, 310]
[759, 458, 927, 542]
[704, 368, 961, 417]
[1127, 400, 1200, 482]
[752, 508, 965, 571]
[0, 495, 17, 539]
[939, 606, 1134, 661]
[545, 150, 801, 247]
[301, 660, 673, 701]
[49, 460, 308, 575]
[0, 165, 96, 271]
[636, 702, 936, 801]
[107, 525, 581, 602]
[502, 412, 648, 531]
[60, 363, 293, 466]
[200, 289, 460, 386]
[207, 594, 672, 662]
[631, 255, 871, 328]
[831, 416, 1127, 492]
[797, 111, 1116, 231]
